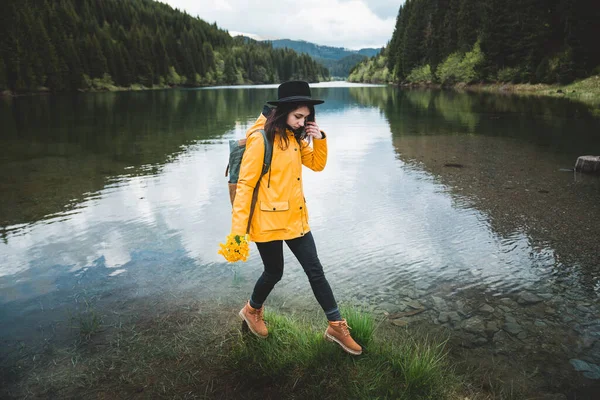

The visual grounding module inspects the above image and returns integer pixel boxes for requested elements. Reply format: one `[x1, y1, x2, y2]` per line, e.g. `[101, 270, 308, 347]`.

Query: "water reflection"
[347, 86, 600, 295]
[1, 86, 600, 388]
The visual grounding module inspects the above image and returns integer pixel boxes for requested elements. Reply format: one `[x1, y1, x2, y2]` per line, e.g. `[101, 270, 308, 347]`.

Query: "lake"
[1, 82, 599, 392]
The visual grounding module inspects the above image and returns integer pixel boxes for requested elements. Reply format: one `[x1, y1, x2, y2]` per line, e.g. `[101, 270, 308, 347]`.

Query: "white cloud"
[161, 0, 404, 49]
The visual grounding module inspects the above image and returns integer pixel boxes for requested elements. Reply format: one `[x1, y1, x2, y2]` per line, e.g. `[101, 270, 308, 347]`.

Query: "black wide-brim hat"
[267, 80, 324, 106]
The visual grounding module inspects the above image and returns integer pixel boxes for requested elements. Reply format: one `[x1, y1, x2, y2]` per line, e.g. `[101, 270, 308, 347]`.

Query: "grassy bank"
[230, 307, 455, 399]
[459, 75, 600, 107]
[395, 75, 600, 108]
[0, 304, 463, 399]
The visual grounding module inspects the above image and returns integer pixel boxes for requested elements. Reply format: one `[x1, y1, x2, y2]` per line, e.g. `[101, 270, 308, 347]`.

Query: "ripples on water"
[1, 85, 599, 340]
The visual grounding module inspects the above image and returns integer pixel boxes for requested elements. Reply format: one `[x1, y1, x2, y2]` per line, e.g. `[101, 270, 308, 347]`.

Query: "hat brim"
[267, 96, 324, 106]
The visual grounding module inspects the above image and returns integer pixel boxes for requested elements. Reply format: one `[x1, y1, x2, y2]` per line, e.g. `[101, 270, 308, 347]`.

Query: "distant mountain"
[357, 48, 380, 58]
[315, 54, 370, 78]
[268, 39, 380, 61]
[265, 39, 382, 77]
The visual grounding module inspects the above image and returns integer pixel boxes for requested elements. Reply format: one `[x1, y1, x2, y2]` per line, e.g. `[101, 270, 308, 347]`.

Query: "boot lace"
[253, 307, 264, 323]
[339, 320, 351, 337]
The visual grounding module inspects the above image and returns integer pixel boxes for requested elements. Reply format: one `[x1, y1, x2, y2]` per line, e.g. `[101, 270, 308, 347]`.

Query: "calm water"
[1, 83, 600, 378]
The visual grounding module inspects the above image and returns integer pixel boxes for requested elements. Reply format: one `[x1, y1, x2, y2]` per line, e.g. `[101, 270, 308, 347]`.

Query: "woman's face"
[286, 106, 311, 130]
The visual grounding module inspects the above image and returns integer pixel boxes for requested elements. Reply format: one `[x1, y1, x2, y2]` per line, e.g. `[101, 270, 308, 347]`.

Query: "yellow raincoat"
[231, 114, 327, 242]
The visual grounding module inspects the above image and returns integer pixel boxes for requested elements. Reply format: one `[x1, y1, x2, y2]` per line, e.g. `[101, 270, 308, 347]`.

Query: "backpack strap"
[246, 129, 272, 234]
[246, 129, 272, 178]
[258, 129, 272, 177]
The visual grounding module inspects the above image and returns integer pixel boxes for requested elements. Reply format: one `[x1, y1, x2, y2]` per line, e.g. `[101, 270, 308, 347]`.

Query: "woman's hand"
[304, 121, 323, 140]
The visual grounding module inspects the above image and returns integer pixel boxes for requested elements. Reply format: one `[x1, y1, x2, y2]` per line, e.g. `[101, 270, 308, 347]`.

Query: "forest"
[349, 0, 600, 85]
[0, 0, 330, 93]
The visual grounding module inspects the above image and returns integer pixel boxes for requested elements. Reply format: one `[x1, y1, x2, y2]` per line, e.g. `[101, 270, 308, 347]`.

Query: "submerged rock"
[569, 359, 600, 379]
[504, 321, 523, 335]
[431, 296, 448, 310]
[438, 311, 461, 324]
[462, 316, 486, 334]
[517, 292, 543, 305]
[575, 155, 600, 174]
[480, 304, 495, 313]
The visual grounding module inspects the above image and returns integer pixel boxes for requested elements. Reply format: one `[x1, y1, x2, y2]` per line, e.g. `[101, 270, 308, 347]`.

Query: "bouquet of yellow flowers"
[218, 234, 250, 262]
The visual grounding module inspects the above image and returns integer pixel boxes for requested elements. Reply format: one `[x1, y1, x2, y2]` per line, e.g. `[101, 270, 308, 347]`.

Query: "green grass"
[229, 308, 456, 399]
[463, 75, 600, 108]
[2, 304, 462, 400]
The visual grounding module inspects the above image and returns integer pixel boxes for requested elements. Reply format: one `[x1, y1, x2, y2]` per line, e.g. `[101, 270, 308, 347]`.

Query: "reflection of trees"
[0, 85, 376, 230]
[0, 89, 269, 229]
[349, 87, 600, 155]
[391, 133, 600, 291]
[348, 86, 600, 292]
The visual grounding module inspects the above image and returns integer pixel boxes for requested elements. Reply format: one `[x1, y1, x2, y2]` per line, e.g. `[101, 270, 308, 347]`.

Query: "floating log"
[575, 156, 600, 174]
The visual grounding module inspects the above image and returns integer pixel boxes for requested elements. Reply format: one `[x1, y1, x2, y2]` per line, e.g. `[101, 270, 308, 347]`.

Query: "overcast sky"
[161, 0, 404, 50]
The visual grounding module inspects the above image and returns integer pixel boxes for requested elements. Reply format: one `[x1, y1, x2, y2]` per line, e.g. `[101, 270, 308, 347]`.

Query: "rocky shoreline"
[354, 275, 600, 398]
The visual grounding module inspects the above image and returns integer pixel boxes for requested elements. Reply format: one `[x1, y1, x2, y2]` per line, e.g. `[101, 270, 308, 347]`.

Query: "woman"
[230, 81, 361, 355]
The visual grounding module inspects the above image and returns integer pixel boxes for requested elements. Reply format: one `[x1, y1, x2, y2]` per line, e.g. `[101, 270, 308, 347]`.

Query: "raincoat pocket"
[259, 201, 290, 231]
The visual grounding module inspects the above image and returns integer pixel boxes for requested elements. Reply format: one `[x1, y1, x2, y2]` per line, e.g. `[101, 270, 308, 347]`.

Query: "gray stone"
[485, 321, 500, 334]
[447, 311, 461, 323]
[537, 293, 553, 300]
[504, 322, 523, 335]
[517, 292, 543, 305]
[570, 358, 592, 371]
[431, 296, 448, 311]
[474, 337, 489, 346]
[480, 304, 495, 313]
[569, 359, 600, 380]
[459, 333, 480, 348]
[517, 331, 528, 340]
[438, 312, 450, 323]
[463, 316, 486, 334]
[544, 307, 556, 315]
[535, 320, 548, 328]
[499, 298, 517, 306]
[505, 315, 517, 324]
[498, 305, 512, 313]
[396, 304, 408, 312]
[455, 300, 467, 314]
[585, 369, 600, 380]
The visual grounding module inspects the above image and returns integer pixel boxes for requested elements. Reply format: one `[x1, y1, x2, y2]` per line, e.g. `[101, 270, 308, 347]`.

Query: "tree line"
[0, 0, 329, 93]
[349, 0, 599, 85]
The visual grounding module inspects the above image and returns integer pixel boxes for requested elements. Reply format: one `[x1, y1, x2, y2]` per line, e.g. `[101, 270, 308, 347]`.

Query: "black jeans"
[250, 231, 339, 317]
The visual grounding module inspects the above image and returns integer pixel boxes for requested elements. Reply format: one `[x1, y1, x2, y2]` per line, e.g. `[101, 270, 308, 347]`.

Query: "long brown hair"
[264, 102, 315, 150]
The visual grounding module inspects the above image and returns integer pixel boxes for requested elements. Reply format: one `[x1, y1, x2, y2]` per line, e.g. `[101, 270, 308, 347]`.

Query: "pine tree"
[86, 34, 108, 78]
[457, 0, 480, 52]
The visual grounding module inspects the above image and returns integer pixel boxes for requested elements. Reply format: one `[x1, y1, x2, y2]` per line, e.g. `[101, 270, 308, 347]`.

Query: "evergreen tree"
[0, 0, 332, 92]
[86, 34, 108, 78]
[355, 0, 598, 84]
[457, 0, 480, 53]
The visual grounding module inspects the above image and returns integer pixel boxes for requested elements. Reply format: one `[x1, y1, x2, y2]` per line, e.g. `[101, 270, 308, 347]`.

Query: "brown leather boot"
[324, 319, 362, 355]
[239, 301, 268, 338]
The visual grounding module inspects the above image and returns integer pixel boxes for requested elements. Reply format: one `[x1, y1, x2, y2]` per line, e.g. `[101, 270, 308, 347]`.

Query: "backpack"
[226, 129, 273, 228]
